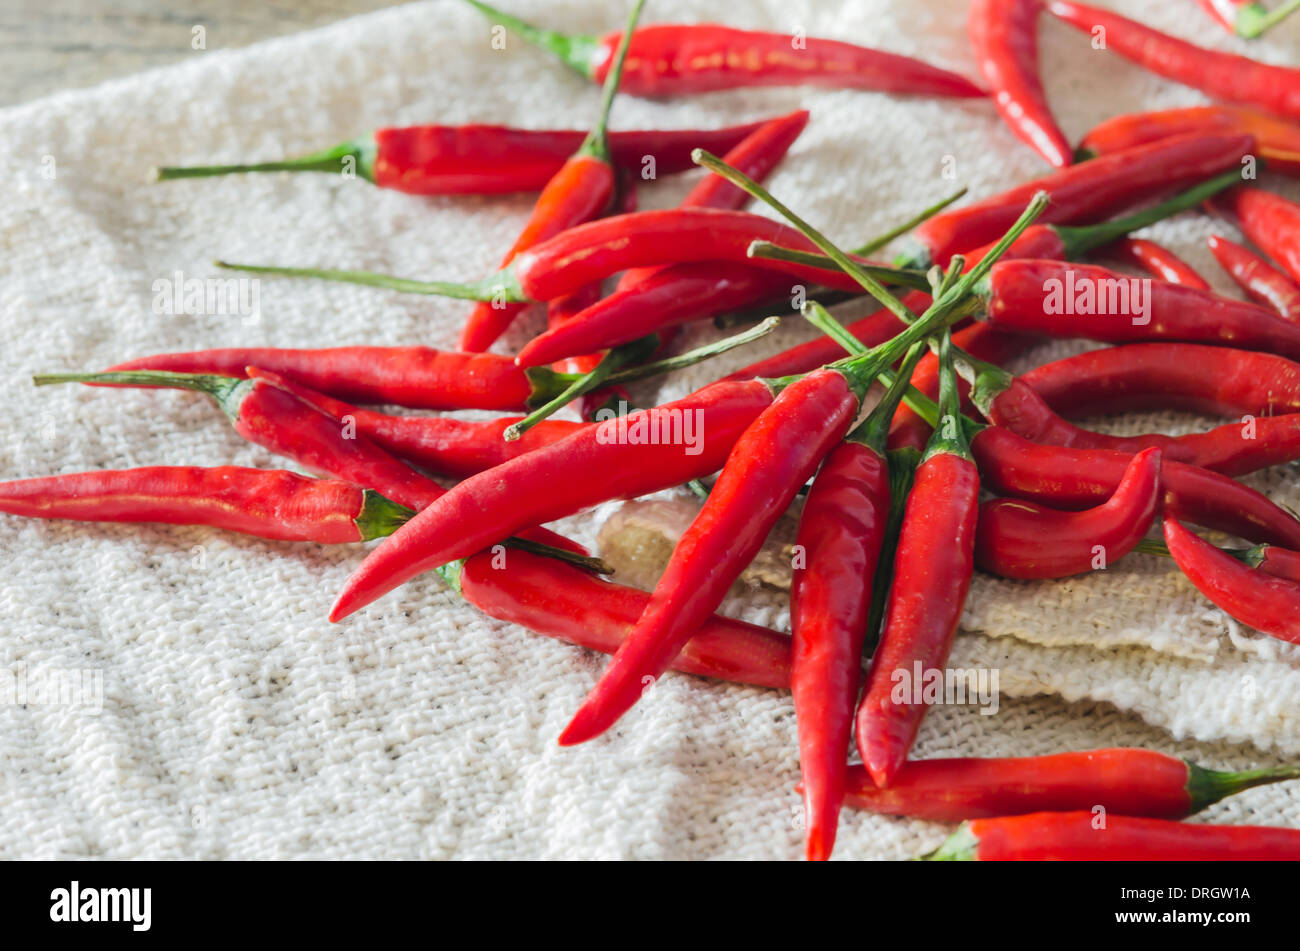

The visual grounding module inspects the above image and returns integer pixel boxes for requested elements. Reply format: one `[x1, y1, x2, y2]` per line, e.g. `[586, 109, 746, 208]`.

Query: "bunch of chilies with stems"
[14, 0, 1300, 860]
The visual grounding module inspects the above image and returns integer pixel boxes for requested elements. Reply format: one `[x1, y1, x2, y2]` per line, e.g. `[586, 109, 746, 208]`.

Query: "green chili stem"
[156, 139, 377, 183]
[600, 315, 782, 387]
[1237, 0, 1300, 38]
[461, 0, 602, 78]
[577, 0, 644, 161]
[746, 242, 934, 291]
[850, 187, 968, 257]
[212, 260, 525, 303]
[502, 536, 612, 575]
[848, 340, 928, 455]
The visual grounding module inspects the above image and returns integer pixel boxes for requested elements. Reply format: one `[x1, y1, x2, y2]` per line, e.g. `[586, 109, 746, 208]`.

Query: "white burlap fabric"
[1, 0, 1298, 859]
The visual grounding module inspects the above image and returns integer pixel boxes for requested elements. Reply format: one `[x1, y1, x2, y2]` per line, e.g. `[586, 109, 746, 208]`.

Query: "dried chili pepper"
[0, 466, 413, 544]
[1107, 238, 1209, 290]
[1164, 517, 1300, 643]
[1048, 1, 1300, 121]
[31, 369, 598, 568]
[1076, 105, 1300, 174]
[970, 0, 1070, 167]
[1217, 186, 1300, 287]
[856, 332, 980, 787]
[975, 448, 1161, 579]
[829, 747, 1300, 821]
[463, 0, 985, 99]
[924, 811, 1300, 861]
[156, 118, 776, 194]
[439, 547, 791, 689]
[789, 341, 927, 861]
[458, 0, 644, 352]
[1198, 0, 1300, 38]
[1209, 233, 1300, 321]
[1019, 343, 1300, 419]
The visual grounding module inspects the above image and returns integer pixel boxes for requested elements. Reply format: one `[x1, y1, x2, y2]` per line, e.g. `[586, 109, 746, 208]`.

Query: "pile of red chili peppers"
[14, 1, 1300, 861]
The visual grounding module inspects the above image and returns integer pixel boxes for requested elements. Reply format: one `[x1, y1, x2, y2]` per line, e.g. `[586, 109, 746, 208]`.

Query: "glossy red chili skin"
[1209, 234, 1300, 321]
[1165, 518, 1300, 643]
[0, 466, 368, 544]
[107, 346, 535, 412]
[888, 322, 1038, 452]
[559, 369, 863, 746]
[588, 24, 985, 98]
[516, 262, 787, 368]
[1257, 544, 1300, 582]
[969, 0, 1069, 167]
[975, 448, 1161, 579]
[970, 425, 1300, 549]
[722, 292, 931, 383]
[242, 367, 584, 478]
[1049, 2, 1300, 121]
[1108, 238, 1210, 290]
[1020, 343, 1300, 419]
[511, 208, 870, 302]
[790, 440, 890, 861]
[1219, 186, 1300, 288]
[457, 548, 791, 689]
[839, 749, 1196, 821]
[329, 379, 778, 621]
[908, 132, 1254, 266]
[368, 119, 769, 194]
[460, 155, 617, 352]
[963, 811, 1300, 860]
[983, 259, 1300, 359]
[1077, 106, 1300, 175]
[856, 452, 980, 788]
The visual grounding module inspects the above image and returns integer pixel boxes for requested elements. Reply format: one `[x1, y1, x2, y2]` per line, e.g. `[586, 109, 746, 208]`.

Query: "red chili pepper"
[1020, 343, 1300, 419]
[328, 378, 781, 620]
[975, 448, 1161, 579]
[105, 345, 557, 412]
[558, 366, 877, 748]
[1217, 186, 1300, 288]
[0, 466, 413, 544]
[156, 118, 778, 194]
[441, 547, 791, 689]
[925, 811, 1300, 861]
[1208, 233, 1300, 321]
[242, 367, 583, 478]
[903, 132, 1255, 267]
[1198, 0, 1300, 38]
[457, 0, 644, 352]
[32, 369, 590, 562]
[970, 424, 1300, 548]
[1107, 237, 1210, 290]
[969, 0, 1070, 167]
[1048, 1, 1300, 121]
[855, 333, 980, 788]
[829, 747, 1300, 822]
[1164, 517, 1300, 643]
[1076, 105, 1300, 174]
[465, 0, 985, 99]
[981, 259, 1300, 359]
[789, 345, 926, 860]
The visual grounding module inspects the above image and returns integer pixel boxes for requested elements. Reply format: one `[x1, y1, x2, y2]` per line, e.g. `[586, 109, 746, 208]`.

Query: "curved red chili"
[457, 1, 643, 352]
[903, 132, 1254, 267]
[156, 118, 778, 194]
[0, 466, 412, 544]
[856, 333, 980, 788]
[831, 747, 1300, 822]
[1076, 105, 1300, 174]
[465, 0, 985, 99]
[1164, 517, 1300, 644]
[1020, 343, 1300, 419]
[981, 259, 1300, 359]
[1048, 1, 1300, 121]
[925, 811, 1300, 861]
[443, 548, 791, 689]
[558, 366, 872, 748]
[328, 378, 781, 621]
[1218, 186, 1300, 288]
[1107, 237, 1209, 290]
[975, 448, 1161, 579]
[1208, 234, 1300, 321]
[969, 0, 1070, 167]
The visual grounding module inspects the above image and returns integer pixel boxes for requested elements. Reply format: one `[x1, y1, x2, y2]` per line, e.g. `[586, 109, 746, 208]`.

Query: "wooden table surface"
[0, 0, 395, 107]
